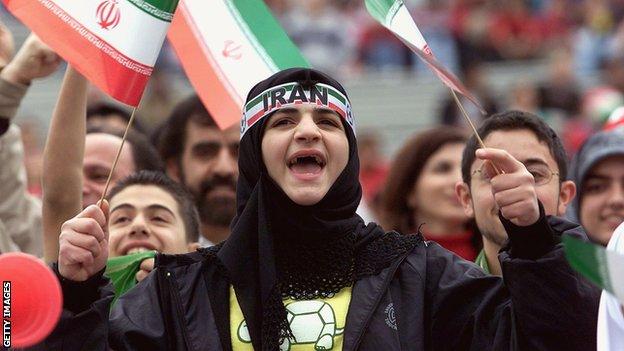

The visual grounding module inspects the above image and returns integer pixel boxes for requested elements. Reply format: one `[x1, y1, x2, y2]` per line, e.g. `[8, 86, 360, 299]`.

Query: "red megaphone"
[0, 252, 62, 348]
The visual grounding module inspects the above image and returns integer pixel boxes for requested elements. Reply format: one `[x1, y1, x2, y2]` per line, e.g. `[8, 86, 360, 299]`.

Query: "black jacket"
[42, 213, 600, 351]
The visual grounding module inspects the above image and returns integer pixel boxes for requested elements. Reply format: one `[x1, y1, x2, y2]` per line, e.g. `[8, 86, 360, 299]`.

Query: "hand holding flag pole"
[365, 0, 502, 175]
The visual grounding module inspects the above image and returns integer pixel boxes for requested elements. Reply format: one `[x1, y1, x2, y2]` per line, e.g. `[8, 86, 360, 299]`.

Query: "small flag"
[563, 235, 624, 304]
[168, 0, 309, 130]
[365, 0, 485, 114]
[2, 0, 178, 106]
[105, 250, 156, 304]
[604, 106, 624, 131]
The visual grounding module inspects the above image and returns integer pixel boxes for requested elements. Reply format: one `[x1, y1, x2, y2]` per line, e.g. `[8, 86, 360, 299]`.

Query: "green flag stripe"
[126, 0, 178, 21]
[247, 93, 265, 109]
[365, 0, 395, 25]
[327, 89, 346, 104]
[563, 235, 613, 292]
[230, 0, 308, 70]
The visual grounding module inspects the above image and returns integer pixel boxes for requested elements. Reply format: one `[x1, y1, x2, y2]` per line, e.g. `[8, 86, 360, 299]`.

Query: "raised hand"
[58, 201, 110, 281]
[1, 33, 61, 85]
[0, 21, 15, 69]
[476, 148, 540, 227]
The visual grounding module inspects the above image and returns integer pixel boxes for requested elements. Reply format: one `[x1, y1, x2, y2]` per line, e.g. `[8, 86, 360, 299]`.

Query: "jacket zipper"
[164, 270, 194, 350]
[351, 252, 411, 350]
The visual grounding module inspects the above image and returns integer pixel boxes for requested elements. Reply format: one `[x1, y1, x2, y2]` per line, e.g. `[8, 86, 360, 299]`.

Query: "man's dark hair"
[152, 94, 217, 163]
[461, 110, 568, 184]
[107, 170, 200, 242]
[86, 102, 146, 134]
[87, 125, 164, 172]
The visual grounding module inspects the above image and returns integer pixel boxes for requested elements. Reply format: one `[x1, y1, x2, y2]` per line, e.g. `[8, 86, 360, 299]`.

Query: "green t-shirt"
[230, 286, 352, 350]
[474, 249, 491, 274]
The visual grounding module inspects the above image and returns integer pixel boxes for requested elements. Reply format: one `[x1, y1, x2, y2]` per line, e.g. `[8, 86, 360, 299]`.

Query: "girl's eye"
[319, 119, 338, 127]
[273, 118, 293, 127]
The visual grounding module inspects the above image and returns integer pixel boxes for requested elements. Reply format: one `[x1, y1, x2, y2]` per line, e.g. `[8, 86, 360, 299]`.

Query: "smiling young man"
[59, 171, 199, 290]
[456, 110, 577, 276]
[567, 130, 624, 245]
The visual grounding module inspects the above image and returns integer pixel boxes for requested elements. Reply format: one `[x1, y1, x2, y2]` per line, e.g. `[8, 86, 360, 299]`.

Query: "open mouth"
[288, 151, 326, 175]
[121, 242, 157, 255]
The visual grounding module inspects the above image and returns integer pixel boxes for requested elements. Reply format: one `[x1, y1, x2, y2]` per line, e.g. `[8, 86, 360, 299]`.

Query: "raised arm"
[0, 32, 60, 255]
[426, 148, 599, 350]
[42, 65, 88, 262]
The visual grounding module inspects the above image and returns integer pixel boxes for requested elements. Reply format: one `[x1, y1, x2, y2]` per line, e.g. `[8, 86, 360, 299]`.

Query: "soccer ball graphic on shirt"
[238, 300, 344, 350]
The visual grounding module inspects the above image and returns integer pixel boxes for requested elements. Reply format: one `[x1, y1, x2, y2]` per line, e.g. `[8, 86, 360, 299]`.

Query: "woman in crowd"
[379, 127, 479, 260]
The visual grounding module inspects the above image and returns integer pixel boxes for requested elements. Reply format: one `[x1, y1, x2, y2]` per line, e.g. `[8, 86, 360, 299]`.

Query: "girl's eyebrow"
[275, 107, 299, 115]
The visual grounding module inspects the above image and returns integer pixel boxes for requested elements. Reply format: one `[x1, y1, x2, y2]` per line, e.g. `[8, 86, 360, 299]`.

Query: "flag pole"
[98, 106, 139, 205]
[449, 88, 503, 175]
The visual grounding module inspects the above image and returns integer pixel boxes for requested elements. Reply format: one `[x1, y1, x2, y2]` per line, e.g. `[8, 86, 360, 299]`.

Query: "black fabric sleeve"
[424, 227, 599, 351]
[39, 265, 172, 350]
[53, 263, 108, 314]
[500, 201, 557, 259]
[39, 264, 115, 350]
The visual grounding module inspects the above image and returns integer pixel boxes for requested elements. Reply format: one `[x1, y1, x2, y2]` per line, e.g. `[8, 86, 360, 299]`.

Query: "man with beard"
[154, 95, 239, 246]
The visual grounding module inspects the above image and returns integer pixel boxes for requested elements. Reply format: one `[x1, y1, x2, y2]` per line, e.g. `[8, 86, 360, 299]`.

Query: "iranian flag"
[365, 0, 485, 114]
[2, 0, 177, 106]
[563, 235, 624, 304]
[168, 0, 309, 130]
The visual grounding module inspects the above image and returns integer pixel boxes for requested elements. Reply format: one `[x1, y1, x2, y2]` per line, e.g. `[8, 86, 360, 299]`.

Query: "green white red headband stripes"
[240, 82, 355, 138]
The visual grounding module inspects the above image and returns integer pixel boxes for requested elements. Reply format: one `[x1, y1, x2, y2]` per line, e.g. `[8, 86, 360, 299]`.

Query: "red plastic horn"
[0, 252, 62, 348]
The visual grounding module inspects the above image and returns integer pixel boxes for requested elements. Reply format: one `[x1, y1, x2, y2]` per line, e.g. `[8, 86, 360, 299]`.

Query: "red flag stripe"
[4, 0, 150, 106]
[167, 4, 242, 130]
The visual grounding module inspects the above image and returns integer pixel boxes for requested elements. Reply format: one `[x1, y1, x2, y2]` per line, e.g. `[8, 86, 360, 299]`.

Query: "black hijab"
[215, 68, 420, 350]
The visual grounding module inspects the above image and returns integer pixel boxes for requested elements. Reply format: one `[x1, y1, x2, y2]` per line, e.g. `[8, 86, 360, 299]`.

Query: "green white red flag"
[168, 0, 309, 130]
[365, 0, 485, 114]
[1, 0, 177, 106]
[563, 235, 624, 304]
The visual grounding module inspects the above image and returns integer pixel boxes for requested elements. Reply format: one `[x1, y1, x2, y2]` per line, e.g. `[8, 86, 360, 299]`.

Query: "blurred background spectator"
[378, 127, 480, 260]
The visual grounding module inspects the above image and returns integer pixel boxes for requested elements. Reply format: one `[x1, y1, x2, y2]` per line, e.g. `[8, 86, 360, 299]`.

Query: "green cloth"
[474, 249, 491, 274]
[105, 251, 156, 305]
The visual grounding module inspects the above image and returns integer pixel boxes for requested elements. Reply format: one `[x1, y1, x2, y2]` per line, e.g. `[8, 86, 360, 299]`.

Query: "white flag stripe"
[606, 244, 624, 302]
[179, 3, 242, 107]
[52, 0, 169, 66]
[387, 3, 428, 52]
[182, 0, 275, 104]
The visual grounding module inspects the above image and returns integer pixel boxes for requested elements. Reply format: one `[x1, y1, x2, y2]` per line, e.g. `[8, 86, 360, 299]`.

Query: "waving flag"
[168, 0, 309, 129]
[365, 0, 485, 114]
[2, 0, 178, 106]
[563, 235, 624, 304]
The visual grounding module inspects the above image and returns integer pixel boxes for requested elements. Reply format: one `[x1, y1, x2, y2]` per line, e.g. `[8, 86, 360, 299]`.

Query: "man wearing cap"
[567, 130, 624, 245]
